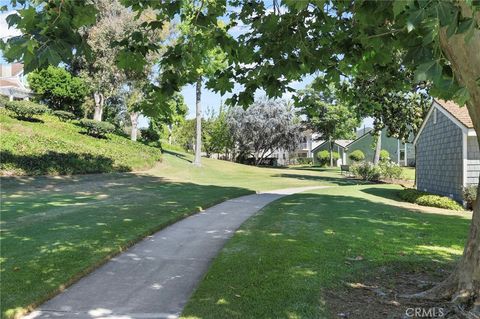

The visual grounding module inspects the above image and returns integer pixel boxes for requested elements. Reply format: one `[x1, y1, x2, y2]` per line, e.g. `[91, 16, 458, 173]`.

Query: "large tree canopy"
[2, 0, 480, 311]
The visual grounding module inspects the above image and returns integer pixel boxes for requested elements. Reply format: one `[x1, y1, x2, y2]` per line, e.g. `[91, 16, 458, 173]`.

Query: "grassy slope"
[0, 152, 349, 318]
[0, 109, 161, 175]
[182, 185, 470, 319]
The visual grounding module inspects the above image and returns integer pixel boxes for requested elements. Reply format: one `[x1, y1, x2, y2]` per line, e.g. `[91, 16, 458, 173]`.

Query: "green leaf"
[436, 2, 455, 27]
[457, 18, 474, 34]
[453, 87, 470, 106]
[116, 50, 147, 72]
[406, 8, 425, 32]
[414, 60, 442, 82]
[282, 0, 309, 11]
[393, 0, 412, 18]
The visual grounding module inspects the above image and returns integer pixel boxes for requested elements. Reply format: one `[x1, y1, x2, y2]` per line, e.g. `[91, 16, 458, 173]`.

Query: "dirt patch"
[325, 266, 468, 319]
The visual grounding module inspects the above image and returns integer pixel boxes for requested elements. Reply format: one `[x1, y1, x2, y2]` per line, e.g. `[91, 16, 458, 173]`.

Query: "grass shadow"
[1, 174, 253, 318]
[162, 149, 193, 163]
[182, 190, 470, 319]
[14, 117, 44, 123]
[360, 186, 405, 202]
[0, 150, 131, 176]
[272, 173, 371, 186]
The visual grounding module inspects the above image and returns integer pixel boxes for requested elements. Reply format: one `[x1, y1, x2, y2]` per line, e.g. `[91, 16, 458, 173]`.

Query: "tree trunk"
[130, 112, 139, 142]
[168, 124, 173, 145]
[373, 130, 381, 164]
[93, 92, 104, 121]
[194, 77, 202, 166]
[329, 139, 334, 167]
[418, 3, 480, 310]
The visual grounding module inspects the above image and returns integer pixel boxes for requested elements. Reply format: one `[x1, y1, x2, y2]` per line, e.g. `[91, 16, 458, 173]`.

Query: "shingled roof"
[436, 99, 473, 128]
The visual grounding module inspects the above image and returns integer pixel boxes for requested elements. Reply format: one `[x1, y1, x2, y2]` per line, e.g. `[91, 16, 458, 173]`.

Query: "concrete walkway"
[24, 186, 324, 319]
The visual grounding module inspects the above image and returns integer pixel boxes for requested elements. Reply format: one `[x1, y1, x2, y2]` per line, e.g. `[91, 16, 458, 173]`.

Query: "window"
[433, 108, 437, 124]
[400, 150, 405, 161]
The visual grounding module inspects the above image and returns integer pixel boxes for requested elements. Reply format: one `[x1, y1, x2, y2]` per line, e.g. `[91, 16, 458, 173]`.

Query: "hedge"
[317, 150, 339, 166]
[349, 150, 365, 162]
[80, 119, 115, 138]
[53, 110, 76, 121]
[5, 100, 48, 120]
[398, 189, 463, 211]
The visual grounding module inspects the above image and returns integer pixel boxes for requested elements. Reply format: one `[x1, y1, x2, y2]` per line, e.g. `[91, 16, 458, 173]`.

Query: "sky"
[0, 3, 373, 129]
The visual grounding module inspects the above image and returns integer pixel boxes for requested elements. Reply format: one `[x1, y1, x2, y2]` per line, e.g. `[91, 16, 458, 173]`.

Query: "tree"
[3, 0, 480, 311]
[27, 66, 90, 117]
[333, 65, 431, 164]
[227, 99, 301, 166]
[203, 108, 234, 158]
[171, 2, 228, 166]
[296, 87, 358, 166]
[71, 0, 135, 121]
[223, 1, 480, 308]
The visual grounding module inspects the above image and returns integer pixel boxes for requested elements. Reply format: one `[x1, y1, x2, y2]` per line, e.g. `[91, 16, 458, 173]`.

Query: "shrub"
[379, 149, 390, 162]
[317, 150, 339, 166]
[0, 95, 8, 107]
[296, 157, 313, 165]
[399, 189, 463, 211]
[349, 150, 365, 162]
[5, 100, 48, 120]
[379, 161, 403, 179]
[53, 110, 76, 122]
[140, 126, 161, 144]
[463, 185, 477, 210]
[351, 161, 381, 181]
[80, 119, 115, 138]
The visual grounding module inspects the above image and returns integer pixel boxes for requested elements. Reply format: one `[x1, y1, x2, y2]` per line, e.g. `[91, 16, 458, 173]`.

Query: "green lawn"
[0, 109, 161, 175]
[181, 184, 470, 319]
[402, 167, 416, 181]
[0, 152, 349, 319]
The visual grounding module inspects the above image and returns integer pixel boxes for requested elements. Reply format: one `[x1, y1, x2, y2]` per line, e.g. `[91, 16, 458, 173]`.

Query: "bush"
[0, 95, 8, 107]
[140, 126, 161, 144]
[53, 110, 76, 121]
[351, 162, 381, 181]
[296, 157, 313, 165]
[463, 185, 477, 210]
[349, 150, 365, 162]
[379, 161, 403, 179]
[379, 149, 390, 162]
[80, 119, 115, 138]
[5, 100, 48, 120]
[399, 189, 463, 211]
[317, 150, 339, 166]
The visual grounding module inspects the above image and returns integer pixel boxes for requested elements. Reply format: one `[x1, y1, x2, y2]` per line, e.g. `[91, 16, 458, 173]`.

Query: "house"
[0, 63, 31, 100]
[291, 130, 323, 160]
[345, 128, 415, 166]
[414, 99, 479, 202]
[312, 139, 352, 166]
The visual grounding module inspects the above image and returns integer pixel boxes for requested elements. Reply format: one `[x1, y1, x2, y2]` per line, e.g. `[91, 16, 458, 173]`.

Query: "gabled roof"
[436, 99, 473, 128]
[0, 63, 24, 77]
[312, 139, 353, 152]
[413, 99, 474, 145]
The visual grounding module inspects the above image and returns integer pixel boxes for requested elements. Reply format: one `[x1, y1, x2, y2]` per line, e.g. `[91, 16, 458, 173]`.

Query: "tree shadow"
[289, 166, 335, 172]
[1, 174, 253, 318]
[14, 117, 44, 123]
[0, 150, 130, 176]
[271, 172, 371, 186]
[162, 149, 193, 163]
[360, 186, 407, 202]
[182, 192, 470, 319]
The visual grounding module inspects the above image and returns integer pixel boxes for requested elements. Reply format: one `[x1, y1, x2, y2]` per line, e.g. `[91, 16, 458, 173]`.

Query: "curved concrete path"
[24, 186, 325, 319]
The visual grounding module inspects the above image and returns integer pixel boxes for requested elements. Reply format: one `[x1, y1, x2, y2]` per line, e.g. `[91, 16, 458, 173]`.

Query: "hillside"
[0, 109, 162, 176]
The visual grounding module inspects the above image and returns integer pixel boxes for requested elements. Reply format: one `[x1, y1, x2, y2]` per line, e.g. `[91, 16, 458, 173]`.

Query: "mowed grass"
[0, 109, 161, 175]
[0, 152, 349, 318]
[182, 184, 470, 319]
[402, 167, 416, 181]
